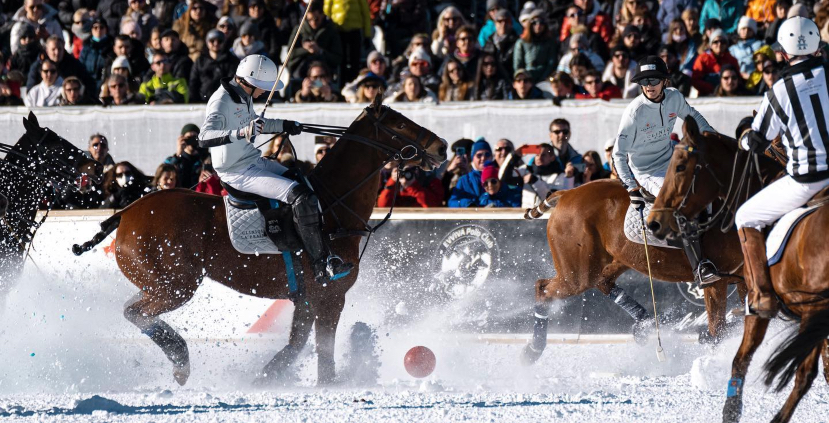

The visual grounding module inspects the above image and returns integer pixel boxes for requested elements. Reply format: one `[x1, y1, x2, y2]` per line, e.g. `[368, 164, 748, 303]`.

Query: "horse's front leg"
[722, 315, 770, 423]
[313, 293, 346, 385]
[701, 279, 729, 344]
[257, 298, 314, 383]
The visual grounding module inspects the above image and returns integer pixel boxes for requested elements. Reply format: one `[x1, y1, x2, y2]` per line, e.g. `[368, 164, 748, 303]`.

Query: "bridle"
[299, 105, 442, 259]
[650, 139, 763, 235]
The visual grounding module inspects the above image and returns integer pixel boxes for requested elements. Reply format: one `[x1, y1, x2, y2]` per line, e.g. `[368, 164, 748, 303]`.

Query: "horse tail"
[763, 305, 829, 392]
[71, 213, 121, 256]
[524, 192, 562, 220]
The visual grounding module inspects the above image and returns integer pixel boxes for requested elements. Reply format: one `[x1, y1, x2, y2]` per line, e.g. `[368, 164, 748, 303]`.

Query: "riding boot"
[287, 185, 353, 284]
[680, 229, 720, 287]
[738, 227, 778, 319]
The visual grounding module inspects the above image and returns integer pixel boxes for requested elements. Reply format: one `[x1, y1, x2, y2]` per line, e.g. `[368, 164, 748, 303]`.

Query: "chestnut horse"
[1, 112, 101, 285]
[72, 97, 447, 385]
[521, 129, 748, 365]
[648, 120, 829, 423]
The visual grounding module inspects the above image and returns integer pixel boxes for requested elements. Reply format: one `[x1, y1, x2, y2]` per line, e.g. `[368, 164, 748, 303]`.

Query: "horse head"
[352, 94, 448, 170]
[16, 111, 103, 192]
[646, 118, 728, 239]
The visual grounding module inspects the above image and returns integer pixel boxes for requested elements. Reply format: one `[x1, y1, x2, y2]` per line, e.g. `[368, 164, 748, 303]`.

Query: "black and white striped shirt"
[753, 57, 829, 182]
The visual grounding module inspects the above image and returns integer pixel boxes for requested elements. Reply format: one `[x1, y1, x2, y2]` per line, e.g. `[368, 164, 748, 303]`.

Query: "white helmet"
[777, 17, 820, 56]
[235, 54, 283, 90]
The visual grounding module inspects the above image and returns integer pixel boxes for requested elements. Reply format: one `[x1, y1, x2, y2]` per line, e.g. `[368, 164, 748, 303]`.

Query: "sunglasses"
[445, 17, 460, 22]
[482, 61, 495, 66]
[495, 19, 508, 23]
[191, 6, 204, 10]
[153, 59, 170, 65]
[495, 147, 512, 153]
[115, 171, 132, 177]
[711, 39, 725, 45]
[109, 83, 125, 88]
[567, 12, 583, 18]
[474, 151, 493, 159]
[218, 23, 229, 28]
[763, 67, 776, 74]
[448, 67, 460, 73]
[41, 68, 57, 74]
[457, 36, 470, 41]
[583, 79, 598, 85]
[364, 84, 380, 89]
[637, 77, 662, 87]
[531, 19, 544, 25]
[613, 52, 629, 59]
[483, 179, 500, 186]
[28, 4, 43, 10]
[722, 75, 737, 81]
[411, 61, 429, 67]
[551, 129, 570, 135]
[92, 142, 108, 148]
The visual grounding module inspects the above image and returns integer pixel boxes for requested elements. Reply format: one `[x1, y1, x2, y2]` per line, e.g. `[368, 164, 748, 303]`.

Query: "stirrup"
[325, 255, 353, 281]
[696, 260, 721, 288]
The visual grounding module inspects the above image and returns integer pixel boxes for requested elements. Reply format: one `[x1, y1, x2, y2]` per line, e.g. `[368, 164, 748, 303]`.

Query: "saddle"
[221, 180, 303, 254]
[766, 186, 829, 265]
[623, 189, 683, 249]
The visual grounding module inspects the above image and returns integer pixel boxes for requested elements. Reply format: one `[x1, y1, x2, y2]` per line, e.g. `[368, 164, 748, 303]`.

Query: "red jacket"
[559, 12, 613, 43]
[575, 83, 622, 101]
[194, 174, 227, 196]
[377, 177, 444, 207]
[691, 50, 739, 96]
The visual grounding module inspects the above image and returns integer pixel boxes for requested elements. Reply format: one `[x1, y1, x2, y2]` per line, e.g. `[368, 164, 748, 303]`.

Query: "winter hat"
[240, 21, 260, 37]
[181, 123, 200, 135]
[356, 71, 387, 88]
[111, 55, 131, 73]
[709, 29, 727, 43]
[486, 0, 506, 11]
[738, 16, 757, 33]
[218, 16, 236, 29]
[367, 50, 388, 66]
[493, 9, 510, 21]
[14, 22, 36, 42]
[622, 24, 641, 38]
[408, 47, 432, 67]
[470, 139, 492, 157]
[160, 29, 179, 39]
[206, 29, 225, 42]
[518, 4, 537, 23]
[480, 162, 500, 183]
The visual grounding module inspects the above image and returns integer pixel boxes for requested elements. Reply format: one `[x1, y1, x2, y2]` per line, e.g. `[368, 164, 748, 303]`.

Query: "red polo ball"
[404, 346, 436, 378]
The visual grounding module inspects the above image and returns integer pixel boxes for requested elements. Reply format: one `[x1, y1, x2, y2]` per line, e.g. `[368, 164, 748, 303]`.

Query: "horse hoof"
[520, 343, 544, 366]
[698, 329, 721, 346]
[632, 320, 654, 345]
[173, 362, 190, 386]
[722, 397, 742, 423]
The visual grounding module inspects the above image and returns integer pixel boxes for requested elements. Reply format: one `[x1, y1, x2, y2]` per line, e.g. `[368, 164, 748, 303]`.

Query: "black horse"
[0, 112, 102, 287]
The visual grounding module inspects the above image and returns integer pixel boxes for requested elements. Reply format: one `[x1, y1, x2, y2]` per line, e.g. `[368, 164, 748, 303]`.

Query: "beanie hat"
[181, 123, 200, 135]
[738, 16, 757, 33]
[111, 55, 131, 73]
[367, 50, 387, 66]
[480, 161, 500, 184]
[470, 139, 492, 157]
[408, 47, 432, 67]
[206, 29, 225, 42]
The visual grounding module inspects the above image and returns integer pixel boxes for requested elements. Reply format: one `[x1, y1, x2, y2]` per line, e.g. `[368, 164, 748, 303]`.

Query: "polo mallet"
[260, 2, 313, 116]
[639, 207, 668, 362]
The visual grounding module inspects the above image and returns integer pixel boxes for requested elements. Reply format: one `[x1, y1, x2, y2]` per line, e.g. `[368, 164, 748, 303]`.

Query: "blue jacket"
[699, 0, 745, 34]
[729, 39, 763, 75]
[477, 185, 521, 207]
[478, 18, 523, 48]
[79, 36, 113, 85]
[448, 170, 483, 207]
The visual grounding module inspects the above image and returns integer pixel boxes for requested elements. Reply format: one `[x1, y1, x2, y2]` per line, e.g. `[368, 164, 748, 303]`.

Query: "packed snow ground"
[2, 222, 828, 422]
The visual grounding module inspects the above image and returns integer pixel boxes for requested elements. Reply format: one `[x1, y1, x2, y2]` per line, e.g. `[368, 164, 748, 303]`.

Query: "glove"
[739, 130, 769, 153]
[629, 189, 645, 211]
[237, 117, 264, 140]
[283, 120, 302, 136]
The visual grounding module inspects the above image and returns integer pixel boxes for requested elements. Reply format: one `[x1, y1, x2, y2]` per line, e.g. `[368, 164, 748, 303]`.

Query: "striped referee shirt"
[752, 57, 829, 182]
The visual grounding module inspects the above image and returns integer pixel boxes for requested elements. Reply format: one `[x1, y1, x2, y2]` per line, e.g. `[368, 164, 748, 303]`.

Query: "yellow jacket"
[323, 0, 372, 37]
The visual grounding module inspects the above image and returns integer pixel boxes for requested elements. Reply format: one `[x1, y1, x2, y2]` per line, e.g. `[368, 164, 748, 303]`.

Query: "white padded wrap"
[224, 197, 281, 255]
[623, 201, 680, 249]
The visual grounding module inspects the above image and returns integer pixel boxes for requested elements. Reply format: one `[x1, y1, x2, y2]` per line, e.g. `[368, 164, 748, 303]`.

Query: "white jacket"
[602, 60, 639, 99]
[26, 78, 63, 107]
[198, 78, 286, 174]
[612, 88, 714, 190]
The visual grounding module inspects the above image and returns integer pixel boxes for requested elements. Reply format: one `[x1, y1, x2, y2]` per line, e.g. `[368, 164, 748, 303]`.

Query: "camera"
[573, 162, 586, 172]
[184, 136, 199, 148]
[455, 147, 466, 156]
[400, 169, 416, 180]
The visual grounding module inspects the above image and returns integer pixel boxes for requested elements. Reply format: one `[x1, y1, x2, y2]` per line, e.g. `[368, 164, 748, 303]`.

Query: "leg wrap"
[609, 286, 650, 322]
[143, 320, 189, 366]
[530, 303, 550, 353]
[288, 185, 328, 263]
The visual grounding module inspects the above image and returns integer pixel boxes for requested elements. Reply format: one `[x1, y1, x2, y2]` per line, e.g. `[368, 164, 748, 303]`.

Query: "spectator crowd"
[3, 0, 825, 208]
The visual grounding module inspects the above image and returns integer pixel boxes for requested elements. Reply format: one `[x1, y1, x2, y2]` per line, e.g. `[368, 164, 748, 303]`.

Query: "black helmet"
[631, 56, 669, 83]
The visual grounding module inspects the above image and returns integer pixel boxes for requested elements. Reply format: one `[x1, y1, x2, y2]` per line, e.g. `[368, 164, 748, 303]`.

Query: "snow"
[1, 219, 828, 422]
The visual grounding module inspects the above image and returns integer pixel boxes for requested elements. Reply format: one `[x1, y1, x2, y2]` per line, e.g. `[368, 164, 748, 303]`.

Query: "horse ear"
[370, 91, 383, 113]
[683, 118, 700, 145]
[27, 111, 39, 128]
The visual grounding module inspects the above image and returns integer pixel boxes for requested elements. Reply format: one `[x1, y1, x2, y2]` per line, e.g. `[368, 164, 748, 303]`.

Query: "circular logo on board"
[677, 281, 738, 307]
[434, 224, 499, 299]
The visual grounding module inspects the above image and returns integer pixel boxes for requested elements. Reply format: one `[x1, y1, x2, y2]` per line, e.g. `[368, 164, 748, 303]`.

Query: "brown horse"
[72, 97, 447, 385]
[521, 132, 748, 365]
[647, 119, 829, 423]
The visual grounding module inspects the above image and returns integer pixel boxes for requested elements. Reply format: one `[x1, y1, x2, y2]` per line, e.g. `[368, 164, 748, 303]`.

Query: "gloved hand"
[237, 117, 264, 140]
[282, 120, 302, 136]
[739, 130, 768, 153]
[629, 189, 645, 211]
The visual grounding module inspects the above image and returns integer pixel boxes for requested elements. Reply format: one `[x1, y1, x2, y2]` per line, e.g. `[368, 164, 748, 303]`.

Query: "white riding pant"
[735, 175, 829, 231]
[635, 168, 666, 197]
[218, 157, 298, 203]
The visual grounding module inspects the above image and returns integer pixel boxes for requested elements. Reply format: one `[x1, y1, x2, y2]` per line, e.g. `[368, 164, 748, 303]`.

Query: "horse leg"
[123, 290, 196, 386]
[823, 340, 829, 385]
[313, 293, 346, 385]
[701, 279, 728, 344]
[771, 344, 821, 423]
[257, 298, 314, 382]
[722, 315, 770, 423]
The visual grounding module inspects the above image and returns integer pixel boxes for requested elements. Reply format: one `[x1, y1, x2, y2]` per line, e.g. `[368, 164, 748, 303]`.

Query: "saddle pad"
[224, 197, 280, 255]
[766, 204, 822, 265]
[624, 202, 680, 249]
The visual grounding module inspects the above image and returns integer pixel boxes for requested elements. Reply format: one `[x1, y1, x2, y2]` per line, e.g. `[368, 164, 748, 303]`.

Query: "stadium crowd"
[0, 0, 823, 208]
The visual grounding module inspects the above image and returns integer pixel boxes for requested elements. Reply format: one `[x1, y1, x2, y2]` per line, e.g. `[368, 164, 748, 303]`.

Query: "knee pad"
[288, 185, 320, 227]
